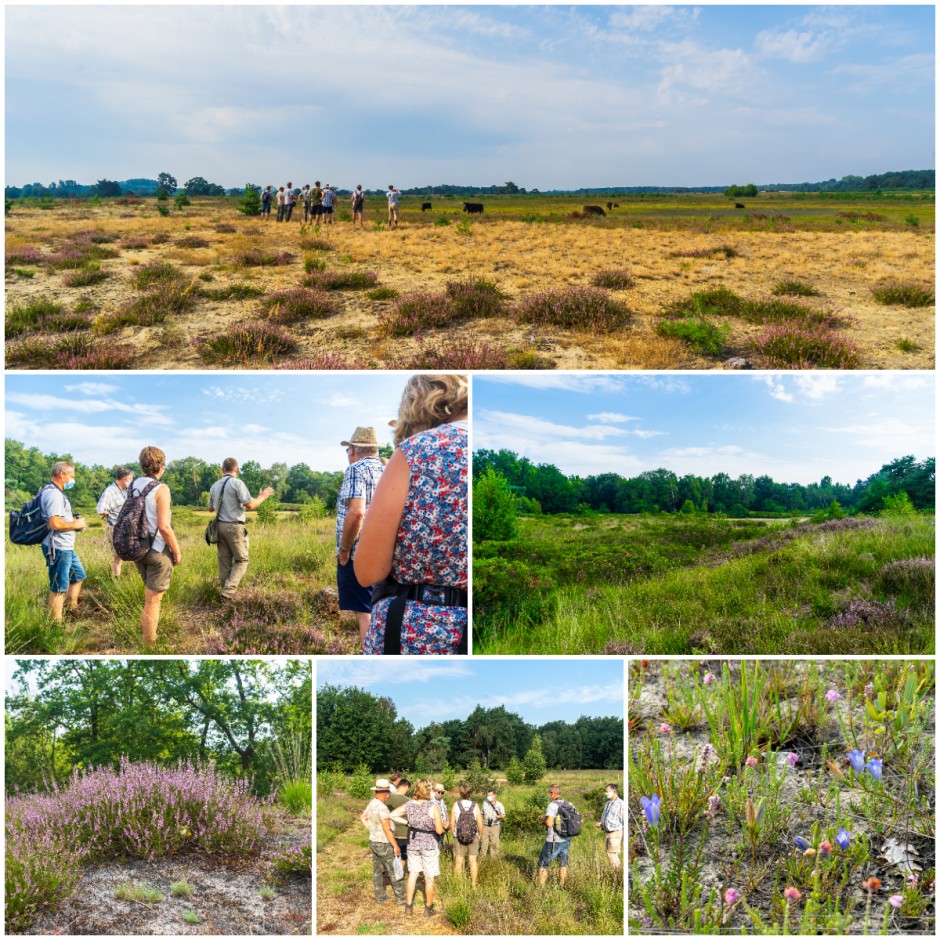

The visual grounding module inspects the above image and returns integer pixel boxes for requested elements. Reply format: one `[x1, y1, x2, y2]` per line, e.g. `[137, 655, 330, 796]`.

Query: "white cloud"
[322, 393, 360, 408]
[6, 393, 173, 426]
[861, 375, 931, 392]
[64, 381, 119, 395]
[318, 661, 475, 689]
[755, 28, 833, 63]
[241, 423, 269, 434]
[794, 374, 842, 400]
[587, 412, 638, 424]
[478, 375, 629, 394]
[477, 410, 628, 442]
[762, 376, 794, 403]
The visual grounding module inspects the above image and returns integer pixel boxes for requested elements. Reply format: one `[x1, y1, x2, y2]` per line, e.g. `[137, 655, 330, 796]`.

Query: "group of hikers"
[362, 776, 624, 914]
[261, 181, 403, 228]
[13, 374, 468, 653]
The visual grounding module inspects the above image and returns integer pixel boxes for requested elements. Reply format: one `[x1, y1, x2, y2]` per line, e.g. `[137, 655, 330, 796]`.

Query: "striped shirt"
[600, 796, 624, 832]
[336, 456, 384, 557]
[96, 482, 128, 525]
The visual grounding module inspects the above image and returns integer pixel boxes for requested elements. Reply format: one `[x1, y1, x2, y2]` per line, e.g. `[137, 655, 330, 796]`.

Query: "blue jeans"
[538, 838, 570, 868]
[42, 546, 86, 593]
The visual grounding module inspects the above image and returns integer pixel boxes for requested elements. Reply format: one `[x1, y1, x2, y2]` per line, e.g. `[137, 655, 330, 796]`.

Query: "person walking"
[39, 461, 87, 622]
[538, 784, 570, 887]
[361, 779, 406, 905]
[386, 184, 400, 228]
[96, 466, 134, 577]
[597, 782, 624, 869]
[207, 458, 274, 600]
[351, 184, 365, 227]
[127, 446, 182, 648]
[336, 427, 385, 643]
[451, 784, 484, 887]
[480, 788, 506, 856]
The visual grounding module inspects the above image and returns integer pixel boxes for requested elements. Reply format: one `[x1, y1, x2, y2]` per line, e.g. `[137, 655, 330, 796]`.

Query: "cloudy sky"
[316, 659, 624, 728]
[6, 5, 934, 189]
[5, 373, 416, 470]
[473, 373, 935, 485]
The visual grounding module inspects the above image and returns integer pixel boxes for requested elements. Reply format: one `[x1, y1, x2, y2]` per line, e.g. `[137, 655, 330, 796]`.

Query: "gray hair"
[351, 445, 379, 456]
[51, 461, 74, 478]
[114, 466, 133, 481]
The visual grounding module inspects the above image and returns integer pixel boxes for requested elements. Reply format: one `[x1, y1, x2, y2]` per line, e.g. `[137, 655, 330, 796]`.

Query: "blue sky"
[473, 373, 935, 485]
[6, 5, 934, 189]
[4, 373, 417, 469]
[317, 659, 624, 728]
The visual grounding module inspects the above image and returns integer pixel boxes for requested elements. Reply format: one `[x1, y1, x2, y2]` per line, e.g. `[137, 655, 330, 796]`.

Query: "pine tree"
[522, 735, 547, 783]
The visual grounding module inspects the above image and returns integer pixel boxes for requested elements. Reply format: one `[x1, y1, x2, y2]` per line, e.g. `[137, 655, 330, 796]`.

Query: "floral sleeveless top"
[405, 800, 439, 852]
[363, 423, 468, 656]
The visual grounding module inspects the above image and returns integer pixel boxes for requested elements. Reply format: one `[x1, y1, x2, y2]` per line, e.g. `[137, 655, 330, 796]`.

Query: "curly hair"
[139, 446, 166, 477]
[413, 779, 433, 801]
[392, 373, 468, 446]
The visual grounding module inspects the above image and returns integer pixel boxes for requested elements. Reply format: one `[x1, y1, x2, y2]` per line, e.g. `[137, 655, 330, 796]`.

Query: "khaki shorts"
[105, 523, 116, 549]
[407, 847, 440, 877]
[454, 836, 480, 859]
[605, 830, 623, 855]
[135, 546, 174, 593]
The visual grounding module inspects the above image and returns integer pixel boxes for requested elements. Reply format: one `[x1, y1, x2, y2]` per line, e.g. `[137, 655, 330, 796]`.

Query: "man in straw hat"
[360, 778, 406, 904]
[337, 426, 385, 642]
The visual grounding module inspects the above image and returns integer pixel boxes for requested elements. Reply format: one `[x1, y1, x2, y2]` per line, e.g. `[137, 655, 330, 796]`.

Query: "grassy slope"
[5, 510, 359, 655]
[316, 770, 624, 936]
[476, 515, 935, 655]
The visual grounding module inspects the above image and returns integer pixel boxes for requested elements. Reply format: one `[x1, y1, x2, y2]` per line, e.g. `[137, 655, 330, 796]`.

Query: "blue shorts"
[537, 838, 570, 869]
[42, 546, 86, 593]
[337, 560, 371, 613]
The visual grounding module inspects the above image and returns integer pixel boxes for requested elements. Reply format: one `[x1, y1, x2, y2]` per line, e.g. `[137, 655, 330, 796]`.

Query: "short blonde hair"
[139, 446, 166, 477]
[392, 374, 468, 445]
[413, 779, 432, 801]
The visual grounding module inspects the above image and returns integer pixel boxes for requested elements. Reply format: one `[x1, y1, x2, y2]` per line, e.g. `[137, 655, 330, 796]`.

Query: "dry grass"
[4, 199, 934, 369]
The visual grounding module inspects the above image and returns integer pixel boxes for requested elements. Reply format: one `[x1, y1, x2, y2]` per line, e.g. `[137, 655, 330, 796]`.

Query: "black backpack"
[112, 480, 161, 561]
[9, 484, 57, 546]
[454, 800, 478, 845]
[553, 800, 583, 838]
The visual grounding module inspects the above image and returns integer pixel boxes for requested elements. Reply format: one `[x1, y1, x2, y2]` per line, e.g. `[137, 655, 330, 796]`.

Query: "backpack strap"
[214, 476, 233, 523]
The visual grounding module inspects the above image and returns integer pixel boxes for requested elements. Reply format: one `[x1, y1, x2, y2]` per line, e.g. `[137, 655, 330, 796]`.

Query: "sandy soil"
[5, 205, 934, 370]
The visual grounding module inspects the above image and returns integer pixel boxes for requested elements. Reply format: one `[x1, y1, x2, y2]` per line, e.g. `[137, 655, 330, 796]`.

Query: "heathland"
[5, 191, 934, 370]
[5, 659, 312, 935]
[629, 659, 935, 935]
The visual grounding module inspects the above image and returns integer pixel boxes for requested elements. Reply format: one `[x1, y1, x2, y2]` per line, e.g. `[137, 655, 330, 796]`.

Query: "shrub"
[199, 283, 265, 301]
[881, 491, 918, 518]
[133, 261, 182, 289]
[303, 269, 378, 291]
[515, 286, 631, 332]
[5, 247, 44, 265]
[827, 598, 908, 630]
[260, 288, 340, 323]
[176, 235, 210, 249]
[592, 269, 635, 289]
[753, 323, 862, 369]
[662, 287, 744, 318]
[671, 245, 739, 259]
[99, 281, 198, 332]
[272, 833, 312, 878]
[299, 237, 333, 252]
[380, 290, 452, 336]
[237, 184, 261, 217]
[656, 315, 730, 356]
[505, 756, 524, 785]
[174, 192, 191, 210]
[503, 788, 549, 836]
[195, 321, 298, 364]
[274, 352, 369, 370]
[5, 333, 135, 369]
[771, 279, 821, 297]
[156, 203, 170, 217]
[150, 232, 171, 244]
[7, 298, 65, 336]
[444, 277, 509, 318]
[870, 279, 934, 307]
[462, 759, 497, 797]
[473, 468, 519, 541]
[62, 264, 110, 287]
[366, 287, 398, 301]
[522, 736, 547, 783]
[473, 558, 555, 639]
[874, 557, 934, 600]
[739, 297, 849, 328]
[233, 249, 294, 267]
[385, 337, 510, 370]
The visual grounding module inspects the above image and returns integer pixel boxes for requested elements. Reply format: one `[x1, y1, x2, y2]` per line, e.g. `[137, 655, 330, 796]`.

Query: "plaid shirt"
[95, 482, 128, 525]
[600, 796, 624, 832]
[336, 456, 384, 557]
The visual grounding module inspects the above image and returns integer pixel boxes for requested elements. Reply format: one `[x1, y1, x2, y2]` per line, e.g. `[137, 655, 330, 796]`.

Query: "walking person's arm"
[353, 450, 409, 585]
[338, 496, 366, 567]
[155, 486, 182, 565]
[244, 486, 274, 511]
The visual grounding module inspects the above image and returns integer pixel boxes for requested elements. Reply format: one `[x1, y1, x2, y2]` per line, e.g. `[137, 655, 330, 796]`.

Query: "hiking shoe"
[374, 897, 387, 904]
[404, 904, 414, 915]
[424, 905, 436, 917]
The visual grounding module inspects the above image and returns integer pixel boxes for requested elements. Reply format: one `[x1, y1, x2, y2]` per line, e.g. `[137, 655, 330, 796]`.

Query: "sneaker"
[404, 904, 413, 915]
[424, 905, 436, 917]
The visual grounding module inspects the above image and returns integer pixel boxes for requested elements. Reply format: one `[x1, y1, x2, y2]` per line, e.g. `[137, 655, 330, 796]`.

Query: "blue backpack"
[9, 484, 56, 545]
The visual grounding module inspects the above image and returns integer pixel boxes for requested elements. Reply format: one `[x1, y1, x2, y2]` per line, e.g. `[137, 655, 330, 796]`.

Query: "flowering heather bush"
[62, 265, 110, 287]
[738, 297, 851, 328]
[772, 279, 821, 297]
[260, 288, 341, 323]
[604, 640, 643, 655]
[272, 833, 312, 877]
[133, 260, 182, 289]
[233, 249, 294, 267]
[380, 290, 453, 336]
[275, 352, 370, 369]
[6, 333, 135, 370]
[44, 247, 93, 270]
[7, 297, 65, 336]
[206, 617, 349, 655]
[215, 222, 237, 233]
[98, 281, 198, 332]
[176, 235, 211, 248]
[591, 269, 635, 289]
[121, 236, 150, 250]
[5, 246, 44, 265]
[514, 286, 631, 332]
[195, 320, 298, 364]
[444, 277, 510, 319]
[367, 287, 398, 301]
[754, 322, 862, 369]
[299, 237, 334, 252]
[874, 557, 934, 599]
[150, 232, 171, 245]
[870, 278, 934, 308]
[5, 759, 266, 931]
[827, 598, 909, 630]
[394, 337, 511, 370]
[198, 282, 265, 301]
[303, 269, 378, 291]
[70, 229, 119, 244]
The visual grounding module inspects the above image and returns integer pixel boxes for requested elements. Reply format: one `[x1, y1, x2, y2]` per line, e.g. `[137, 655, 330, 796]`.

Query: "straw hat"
[342, 426, 379, 448]
[371, 778, 392, 792]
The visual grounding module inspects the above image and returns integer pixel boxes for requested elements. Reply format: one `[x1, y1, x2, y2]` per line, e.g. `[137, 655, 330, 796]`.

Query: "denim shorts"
[42, 546, 86, 593]
[337, 560, 371, 612]
[537, 838, 570, 868]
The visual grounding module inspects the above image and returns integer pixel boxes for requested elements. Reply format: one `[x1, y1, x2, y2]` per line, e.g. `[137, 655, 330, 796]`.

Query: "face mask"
[606, 791, 614, 800]
[488, 795, 495, 803]
[63, 480, 76, 490]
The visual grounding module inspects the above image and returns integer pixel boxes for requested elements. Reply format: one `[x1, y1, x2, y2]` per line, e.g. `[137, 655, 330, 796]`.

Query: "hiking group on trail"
[9, 374, 468, 654]
[261, 181, 402, 228]
[360, 777, 623, 916]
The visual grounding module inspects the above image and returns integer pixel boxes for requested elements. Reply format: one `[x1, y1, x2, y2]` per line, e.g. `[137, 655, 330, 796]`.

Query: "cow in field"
[583, 205, 606, 216]
[606, 202, 613, 211]
[421, 202, 432, 211]
[735, 202, 746, 209]
[463, 202, 484, 214]
[614, 202, 620, 207]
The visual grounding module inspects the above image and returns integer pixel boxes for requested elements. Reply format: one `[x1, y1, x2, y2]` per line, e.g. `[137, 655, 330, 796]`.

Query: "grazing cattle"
[614, 202, 620, 208]
[583, 205, 606, 217]
[462, 202, 484, 214]
[421, 202, 432, 211]
[735, 202, 746, 209]
[606, 201, 613, 211]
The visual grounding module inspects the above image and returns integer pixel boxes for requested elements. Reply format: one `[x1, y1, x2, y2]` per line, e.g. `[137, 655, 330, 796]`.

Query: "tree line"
[5, 660, 311, 796]
[5, 438, 398, 511]
[317, 685, 623, 774]
[473, 448, 935, 517]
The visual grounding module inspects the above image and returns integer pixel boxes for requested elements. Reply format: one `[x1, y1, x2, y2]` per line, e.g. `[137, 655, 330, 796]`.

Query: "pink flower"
[818, 840, 832, 857]
[826, 689, 841, 703]
[745, 756, 759, 767]
[724, 888, 740, 905]
[703, 672, 716, 685]
[787, 752, 800, 767]
[659, 722, 673, 734]
[783, 886, 802, 904]
[889, 895, 904, 909]
[864, 682, 874, 697]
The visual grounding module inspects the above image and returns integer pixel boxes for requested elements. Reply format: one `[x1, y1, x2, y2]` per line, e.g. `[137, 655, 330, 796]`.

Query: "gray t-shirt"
[208, 475, 252, 523]
[40, 485, 75, 551]
[545, 800, 564, 843]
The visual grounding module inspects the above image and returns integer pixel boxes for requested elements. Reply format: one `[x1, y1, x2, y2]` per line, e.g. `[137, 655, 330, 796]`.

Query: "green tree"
[238, 183, 261, 217]
[522, 734, 547, 783]
[174, 191, 191, 210]
[157, 172, 178, 194]
[505, 755, 524, 784]
[95, 179, 122, 197]
[255, 496, 278, 527]
[473, 467, 518, 541]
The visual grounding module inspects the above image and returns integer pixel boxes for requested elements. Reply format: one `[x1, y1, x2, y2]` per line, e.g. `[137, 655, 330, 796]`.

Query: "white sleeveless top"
[130, 477, 167, 552]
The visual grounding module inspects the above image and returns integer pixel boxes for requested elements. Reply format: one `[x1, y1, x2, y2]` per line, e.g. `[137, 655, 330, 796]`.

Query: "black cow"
[421, 202, 432, 212]
[606, 202, 613, 211]
[735, 202, 746, 209]
[614, 202, 620, 208]
[583, 205, 606, 217]
[463, 202, 484, 214]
